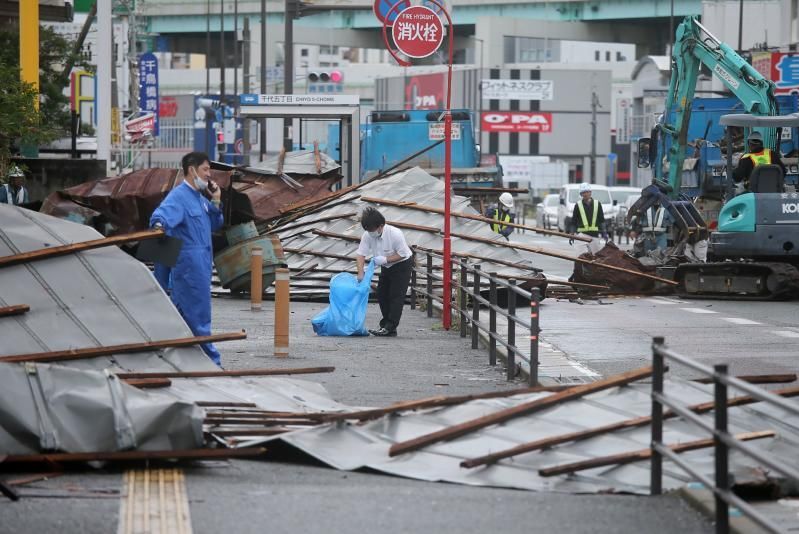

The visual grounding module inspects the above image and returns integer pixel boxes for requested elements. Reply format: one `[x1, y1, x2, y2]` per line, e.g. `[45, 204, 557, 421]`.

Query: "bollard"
[250, 246, 263, 311]
[426, 252, 433, 318]
[274, 267, 290, 358]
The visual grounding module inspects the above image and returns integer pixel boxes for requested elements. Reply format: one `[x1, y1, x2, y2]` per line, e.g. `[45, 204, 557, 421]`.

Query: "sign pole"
[381, 0, 453, 329]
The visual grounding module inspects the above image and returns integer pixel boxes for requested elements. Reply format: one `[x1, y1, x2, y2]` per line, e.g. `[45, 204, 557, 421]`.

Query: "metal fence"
[650, 337, 799, 534]
[410, 249, 541, 385]
[112, 119, 195, 172]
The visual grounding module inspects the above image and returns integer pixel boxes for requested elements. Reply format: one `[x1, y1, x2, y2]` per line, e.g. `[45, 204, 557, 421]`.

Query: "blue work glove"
[374, 255, 387, 266]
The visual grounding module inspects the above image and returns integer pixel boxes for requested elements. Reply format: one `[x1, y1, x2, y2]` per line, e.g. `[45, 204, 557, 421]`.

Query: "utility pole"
[220, 0, 226, 102]
[283, 0, 295, 152]
[243, 17, 251, 163]
[260, 0, 267, 160]
[737, 0, 744, 52]
[206, 0, 210, 95]
[590, 90, 598, 184]
[234, 0, 239, 98]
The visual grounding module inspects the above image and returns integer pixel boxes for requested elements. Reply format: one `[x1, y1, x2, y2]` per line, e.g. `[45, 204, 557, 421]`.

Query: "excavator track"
[674, 262, 799, 300]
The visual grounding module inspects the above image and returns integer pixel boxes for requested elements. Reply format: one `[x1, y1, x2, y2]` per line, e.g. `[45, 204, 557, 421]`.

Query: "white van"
[557, 183, 614, 232]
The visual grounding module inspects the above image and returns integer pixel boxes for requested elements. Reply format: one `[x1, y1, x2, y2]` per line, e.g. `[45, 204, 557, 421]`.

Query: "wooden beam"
[388, 366, 653, 457]
[449, 231, 679, 286]
[0, 331, 247, 363]
[321, 385, 572, 423]
[196, 401, 258, 408]
[270, 212, 357, 234]
[0, 304, 30, 318]
[122, 378, 172, 389]
[283, 247, 355, 262]
[538, 431, 775, 477]
[1, 447, 267, 465]
[360, 196, 590, 242]
[0, 229, 164, 269]
[115, 366, 335, 379]
[461, 385, 799, 468]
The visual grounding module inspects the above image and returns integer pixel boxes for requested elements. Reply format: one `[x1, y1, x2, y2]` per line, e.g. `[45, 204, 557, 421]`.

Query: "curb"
[678, 485, 767, 534]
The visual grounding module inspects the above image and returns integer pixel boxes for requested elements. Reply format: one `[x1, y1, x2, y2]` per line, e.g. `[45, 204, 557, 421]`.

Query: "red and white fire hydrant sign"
[392, 6, 444, 59]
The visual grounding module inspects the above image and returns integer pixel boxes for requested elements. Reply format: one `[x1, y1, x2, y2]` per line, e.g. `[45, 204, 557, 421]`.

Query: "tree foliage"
[0, 23, 93, 172]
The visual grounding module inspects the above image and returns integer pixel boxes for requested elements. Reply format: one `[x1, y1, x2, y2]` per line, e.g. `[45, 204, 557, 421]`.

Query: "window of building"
[605, 50, 610, 61]
[595, 50, 600, 61]
[301, 48, 308, 57]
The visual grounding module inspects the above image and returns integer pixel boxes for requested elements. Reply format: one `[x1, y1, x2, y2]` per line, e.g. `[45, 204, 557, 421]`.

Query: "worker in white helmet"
[485, 192, 515, 240]
[568, 183, 607, 245]
[0, 165, 29, 206]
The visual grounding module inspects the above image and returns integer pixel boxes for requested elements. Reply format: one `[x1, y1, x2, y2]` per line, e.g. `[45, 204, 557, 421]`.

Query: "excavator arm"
[653, 16, 779, 196]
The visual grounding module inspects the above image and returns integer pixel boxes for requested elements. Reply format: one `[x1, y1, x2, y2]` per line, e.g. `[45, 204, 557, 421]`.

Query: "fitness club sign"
[481, 112, 553, 133]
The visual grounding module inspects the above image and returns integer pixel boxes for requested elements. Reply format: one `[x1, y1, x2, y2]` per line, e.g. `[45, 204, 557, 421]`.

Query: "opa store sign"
[481, 112, 552, 133]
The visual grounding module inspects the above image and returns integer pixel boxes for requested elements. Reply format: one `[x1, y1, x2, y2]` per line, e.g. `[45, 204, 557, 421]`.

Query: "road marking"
[118, 468, 192, 534]
[680, 307, 718, 314]
[721, 317, 762, 325]
[771, 330, 799, 338]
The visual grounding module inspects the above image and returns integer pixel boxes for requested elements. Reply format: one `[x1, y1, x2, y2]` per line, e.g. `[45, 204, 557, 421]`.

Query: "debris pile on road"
[570, 241, 673, 294]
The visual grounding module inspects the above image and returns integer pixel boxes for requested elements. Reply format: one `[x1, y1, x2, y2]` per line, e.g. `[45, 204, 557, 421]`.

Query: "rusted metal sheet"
[40, 163, 340, 235]
[214, 224, 286, 292]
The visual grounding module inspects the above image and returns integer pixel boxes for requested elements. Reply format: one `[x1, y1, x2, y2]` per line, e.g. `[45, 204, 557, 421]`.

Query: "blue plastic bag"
[312, 260, 376, 336]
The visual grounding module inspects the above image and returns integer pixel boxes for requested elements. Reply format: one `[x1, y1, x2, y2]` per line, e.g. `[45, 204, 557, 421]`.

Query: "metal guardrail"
[410, 249, 541, 385]
[650, 337, 799, 534]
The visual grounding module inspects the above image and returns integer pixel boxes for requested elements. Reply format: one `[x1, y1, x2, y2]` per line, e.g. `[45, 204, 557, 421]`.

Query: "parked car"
[557, 183, 614, 232]
[535, 193, 559, 229]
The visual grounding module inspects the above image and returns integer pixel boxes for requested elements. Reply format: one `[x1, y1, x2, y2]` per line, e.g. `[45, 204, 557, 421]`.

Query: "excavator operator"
[733, 131, 786, 191]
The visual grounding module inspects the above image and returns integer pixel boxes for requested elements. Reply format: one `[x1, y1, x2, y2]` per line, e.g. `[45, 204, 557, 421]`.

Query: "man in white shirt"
[356, 206, 413, 337]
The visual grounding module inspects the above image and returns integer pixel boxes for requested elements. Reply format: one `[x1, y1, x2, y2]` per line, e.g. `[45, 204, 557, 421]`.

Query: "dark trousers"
[377, 258, 413, 332]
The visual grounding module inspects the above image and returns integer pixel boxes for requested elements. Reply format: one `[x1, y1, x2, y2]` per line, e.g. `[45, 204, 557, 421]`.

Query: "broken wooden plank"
[273, 212, 357, 235]
[461, 385, 799, 468]
[206, 429, 291, 437]
[694, 373, 796, 385]
[0, 331, 247, 363]
[0, 480, 20, 501]
[122, 378, 173, 389]
[0, 304, 30, 318]
[450, 232, 679, 286]
[5, 472, 64, 487]
[1, 447, 267, 465]
[204, 417, 319, 426]
[115, 366, 334, 380]
[388, 366, 653, 457]
[360, 196, 590, 241]
[538, 430, 776, 477]
[283, 247, 355, 262]
[0, 229, 164, 269]
[322, 385, 572, 423]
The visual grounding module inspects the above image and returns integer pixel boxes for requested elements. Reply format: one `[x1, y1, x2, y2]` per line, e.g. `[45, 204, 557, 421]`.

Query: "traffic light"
[307, 70, 344, 93]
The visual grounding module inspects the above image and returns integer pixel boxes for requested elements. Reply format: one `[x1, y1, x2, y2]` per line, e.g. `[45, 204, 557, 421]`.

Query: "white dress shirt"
[356, 224, 412, 268]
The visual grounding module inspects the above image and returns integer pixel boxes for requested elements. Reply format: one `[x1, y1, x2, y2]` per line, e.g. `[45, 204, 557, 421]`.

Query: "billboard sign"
[138, 52, 159, 136]
[481, 112, 553, 133]
[752, 51, 799, 95]
[480, 79, 553, 101]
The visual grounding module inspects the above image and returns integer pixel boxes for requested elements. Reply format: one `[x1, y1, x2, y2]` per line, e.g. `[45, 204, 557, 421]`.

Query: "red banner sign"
[481, 112, 552, 133]
[392, 6, 444, 59]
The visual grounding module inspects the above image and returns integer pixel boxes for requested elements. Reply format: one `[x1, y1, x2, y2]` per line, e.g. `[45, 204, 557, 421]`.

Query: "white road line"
[721, 317, 762, 325]
[771, 330, 799, 338]
[680, 307, 718, 314]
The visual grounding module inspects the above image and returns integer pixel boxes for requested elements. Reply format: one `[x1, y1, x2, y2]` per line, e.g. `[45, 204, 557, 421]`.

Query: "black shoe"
[370, 327, 397, 337]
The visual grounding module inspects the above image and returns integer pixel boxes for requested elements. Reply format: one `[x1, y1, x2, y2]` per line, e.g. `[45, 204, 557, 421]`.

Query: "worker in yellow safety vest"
[733, 131, 786, 191]
[485, 192, 515, 240]
[568, 183, 607, 244]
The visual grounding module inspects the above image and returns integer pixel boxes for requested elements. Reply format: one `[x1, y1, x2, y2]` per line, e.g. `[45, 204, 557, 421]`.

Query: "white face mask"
[368, 230, 381, 238]
[192, 168, 208, 191]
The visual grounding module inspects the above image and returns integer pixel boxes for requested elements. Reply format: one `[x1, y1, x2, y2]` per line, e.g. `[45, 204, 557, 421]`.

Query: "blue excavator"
[634, 16, 799, 299]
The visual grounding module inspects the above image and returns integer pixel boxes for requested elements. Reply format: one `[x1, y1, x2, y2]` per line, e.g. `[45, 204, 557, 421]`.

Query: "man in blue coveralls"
[150, 152, 224, 365]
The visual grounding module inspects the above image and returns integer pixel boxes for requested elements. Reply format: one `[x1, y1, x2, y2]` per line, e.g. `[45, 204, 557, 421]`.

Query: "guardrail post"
[460, 259, 468, 338]
[426, 252, 433, 318]
[714, 364, 730, 534]
[650, 336, 665, 495]
[410, 250, 417, 311]
[529, 288, 540, 386]
[507, 279, 516, 381]
[471, 264, 480, 350]
[489, 273, 497, 366]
